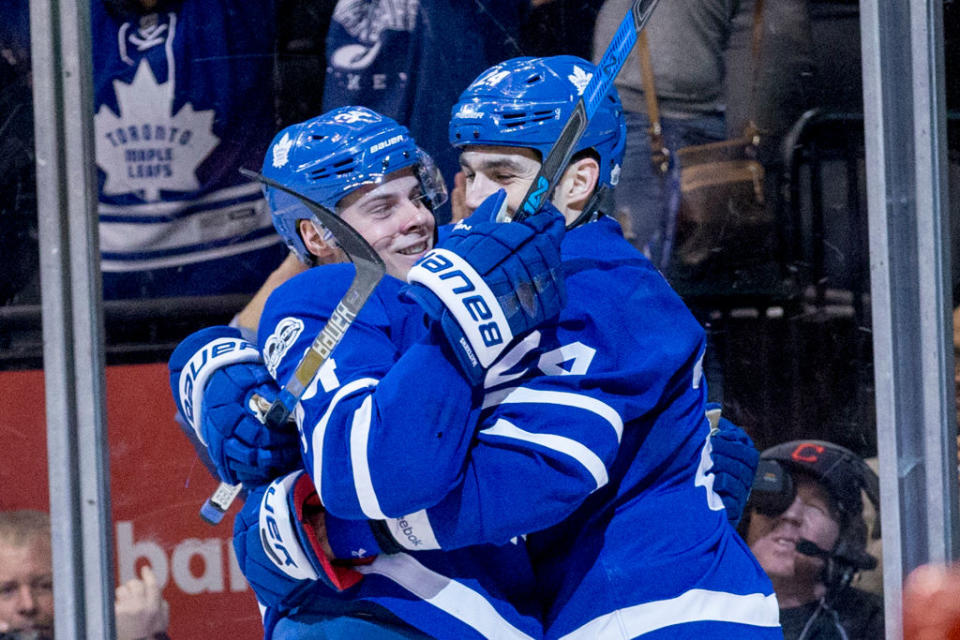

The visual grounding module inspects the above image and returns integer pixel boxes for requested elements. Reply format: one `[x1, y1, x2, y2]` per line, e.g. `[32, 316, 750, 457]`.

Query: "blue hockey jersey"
[259, 273, 541, 640]
[92, 0, 286, 298]
[259, 217, 780, 639]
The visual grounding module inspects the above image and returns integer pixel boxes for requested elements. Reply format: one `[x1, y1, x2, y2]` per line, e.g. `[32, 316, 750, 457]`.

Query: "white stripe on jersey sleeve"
[311, 377, 378, 503]
[482, 387, 624, 442]
[357, 553, 536, 640]
[481, 419, 609, 491]
[349, 395, 387, 519]
[558, 589, 781, 639]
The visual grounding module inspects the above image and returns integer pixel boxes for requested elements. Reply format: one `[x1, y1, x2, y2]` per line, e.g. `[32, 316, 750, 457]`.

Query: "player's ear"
[299, 219, 339, 261]
[556, 156, 600, 212]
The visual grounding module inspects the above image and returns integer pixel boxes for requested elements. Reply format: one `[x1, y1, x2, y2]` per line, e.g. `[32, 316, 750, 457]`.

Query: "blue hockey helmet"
[262, 106, 446, 263]
[449, 55, 626, 192]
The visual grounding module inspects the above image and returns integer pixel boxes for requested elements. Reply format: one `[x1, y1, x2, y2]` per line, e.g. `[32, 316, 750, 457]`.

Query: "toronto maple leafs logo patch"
[610, 163, 621, 186]
[272, 132, 294, 168]
[568, 66, 593, 96]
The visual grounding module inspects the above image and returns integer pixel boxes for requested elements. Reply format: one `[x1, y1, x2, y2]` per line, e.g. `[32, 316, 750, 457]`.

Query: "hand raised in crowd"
[114, 565, 170, 640]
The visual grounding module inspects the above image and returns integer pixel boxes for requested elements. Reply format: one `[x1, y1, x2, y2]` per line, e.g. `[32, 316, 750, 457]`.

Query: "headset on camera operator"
[741, 441, 884, 640]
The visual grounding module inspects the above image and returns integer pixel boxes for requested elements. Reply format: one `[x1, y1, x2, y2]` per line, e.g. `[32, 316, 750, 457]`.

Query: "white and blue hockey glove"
[169, 326, 301, 488]
[233, 471, 367, 611]
[404, 189, 567, 385]
[706, 403, 759, 527]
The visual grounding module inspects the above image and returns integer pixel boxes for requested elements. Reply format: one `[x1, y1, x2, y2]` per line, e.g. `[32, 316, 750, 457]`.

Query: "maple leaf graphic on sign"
[94, 61, 219, 202]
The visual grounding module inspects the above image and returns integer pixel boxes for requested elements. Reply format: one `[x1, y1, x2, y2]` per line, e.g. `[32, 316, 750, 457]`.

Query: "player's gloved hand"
[706, 403, 759, 527]
[233, 471, 366, 611]
[169, 326, 301, 487]
[403, 189, 567, 385]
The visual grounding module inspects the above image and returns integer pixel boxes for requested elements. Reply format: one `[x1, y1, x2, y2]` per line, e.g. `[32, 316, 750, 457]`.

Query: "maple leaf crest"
[272, 132, 294, 168]
[610, 163, 621, 186]
[568, 66, 593, 96]
[94, 60, 219, 202]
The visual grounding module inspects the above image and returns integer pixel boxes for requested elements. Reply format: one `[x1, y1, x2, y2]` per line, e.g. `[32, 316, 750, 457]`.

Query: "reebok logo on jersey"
[386, 512, 441, 550]
[392, 517, 422, 547]
[272, 132, 293, 168]
[264, 317, 304, 378]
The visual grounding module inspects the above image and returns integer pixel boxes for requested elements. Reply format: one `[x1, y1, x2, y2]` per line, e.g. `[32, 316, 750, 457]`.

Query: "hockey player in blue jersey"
[170, 74, 770, 638]
[171, 107, 547, 639]
[435, 55, 780, 638]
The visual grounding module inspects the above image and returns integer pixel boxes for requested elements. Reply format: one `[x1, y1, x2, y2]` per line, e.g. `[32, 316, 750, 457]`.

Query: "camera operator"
[741, 440, 883, 639]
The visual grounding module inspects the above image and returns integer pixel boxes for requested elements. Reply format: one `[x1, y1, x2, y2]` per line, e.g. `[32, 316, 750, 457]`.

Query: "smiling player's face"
[336, 169, 436, 280]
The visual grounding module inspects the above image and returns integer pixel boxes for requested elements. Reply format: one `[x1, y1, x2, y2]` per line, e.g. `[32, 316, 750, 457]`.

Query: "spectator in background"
[591, 0, 738, 265]
[0, 0, 293, 303]
[742, 440, 883, 640]
[321, 0, 554, 223]
[0, 510, 170, 640]
[92, 0, 288, 300]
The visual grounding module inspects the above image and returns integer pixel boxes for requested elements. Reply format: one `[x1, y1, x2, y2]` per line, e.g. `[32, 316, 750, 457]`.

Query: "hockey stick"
[511, 0, 662, 223]
[199, 168, 386, 525]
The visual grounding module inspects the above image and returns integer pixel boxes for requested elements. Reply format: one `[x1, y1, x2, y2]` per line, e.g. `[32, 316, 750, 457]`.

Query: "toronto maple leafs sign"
[94, 60, 219, 202]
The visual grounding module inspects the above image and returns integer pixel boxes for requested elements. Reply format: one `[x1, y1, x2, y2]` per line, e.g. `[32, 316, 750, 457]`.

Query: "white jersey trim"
[357, 553, 536, 640]
[696, 433, 726, 512]
[481, 419, 608, 491]
[483, 387, 624, 442]
[98, 181, 264, 216]
[311, 378, 378, 504]
[99, 182, 278, 271]
[558, 589, 781, 640]
[350, 395, 387, 519]
[101, 234, 281, 271]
